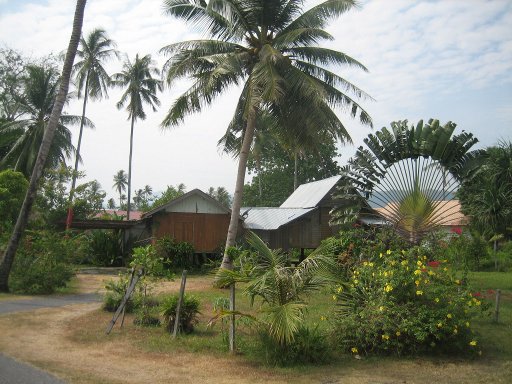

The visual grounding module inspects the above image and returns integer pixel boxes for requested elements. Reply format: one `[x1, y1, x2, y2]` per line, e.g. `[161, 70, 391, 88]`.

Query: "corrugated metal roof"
[280, 175, 341, 208]
[241, 207, 316, 230]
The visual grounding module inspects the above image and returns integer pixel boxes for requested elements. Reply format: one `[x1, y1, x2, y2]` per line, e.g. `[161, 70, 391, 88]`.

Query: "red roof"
[93, 209, 143, 221]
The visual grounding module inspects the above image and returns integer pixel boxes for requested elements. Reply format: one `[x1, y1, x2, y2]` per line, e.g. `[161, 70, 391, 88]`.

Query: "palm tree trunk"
[0, 0, 87, 293]
[127, 115, 135, 220]
[66, 73, 90, 229]
[221, 107, 257, 354]
[294, 150, 298, 191]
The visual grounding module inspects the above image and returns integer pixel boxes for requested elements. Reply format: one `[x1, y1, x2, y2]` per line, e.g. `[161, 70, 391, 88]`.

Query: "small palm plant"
[214, 231, 335, 347]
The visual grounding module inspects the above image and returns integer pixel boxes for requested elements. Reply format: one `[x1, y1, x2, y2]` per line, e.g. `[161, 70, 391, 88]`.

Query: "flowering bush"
[331, 250, 487, 355]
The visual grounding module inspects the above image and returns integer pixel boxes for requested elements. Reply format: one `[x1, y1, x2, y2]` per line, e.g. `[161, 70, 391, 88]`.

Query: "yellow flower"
[363, 261, 368, 266]
[475, 300, 481, 306]
[437, 322, 443, 328]
[396, 331, 401, 336]
[351, 347, 358, 354]
[383, 271, 388, 277]
[379, 306, 385, 312]
[379, 253, 383, 258]
[416, 290, 423, 295]
[354, 279, 359, 284]
[382, 334, 390, 340]
[414, 269, 422, 276]
[469, 340, 477, 347]
[337, 286, 343, 293]
[417, 260, 422, 266]
[424, 279, 429, 284]
[415, 280, 420, 286]
[368, 262, 374, 267]
[443, 267, 448, 271]
[384, 284, 393, 293]
[447, 313, 452, 319]
[401, 260, 408, 266]
[434, 298, 440, 303]
[332, 295, 337, 301]
[320, 316, 326, 321]
[386, 250, 391, 255]
[455, 279, 460, 285]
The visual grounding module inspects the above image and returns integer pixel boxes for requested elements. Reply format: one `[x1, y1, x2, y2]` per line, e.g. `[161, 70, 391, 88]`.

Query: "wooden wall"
[152, 212, 230, 253]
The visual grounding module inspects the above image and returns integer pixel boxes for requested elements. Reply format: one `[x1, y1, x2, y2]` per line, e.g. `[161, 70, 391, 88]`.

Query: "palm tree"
[0, 64, 92, 177]
[112, 169, 128, 208]
[111, 54, 162, 220]
[331, 119, 485, 243]
[0, 0, 87, 293]
[107, 197, 116, 209]
[66, 28, 118, 228]
[161, 0, 371, 270]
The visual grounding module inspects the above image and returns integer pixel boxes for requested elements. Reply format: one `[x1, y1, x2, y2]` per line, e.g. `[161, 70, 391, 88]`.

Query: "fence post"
[494, 289, 501, 323]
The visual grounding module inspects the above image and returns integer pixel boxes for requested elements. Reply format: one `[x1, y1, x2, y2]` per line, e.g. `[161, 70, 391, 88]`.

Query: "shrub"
[331, 250, 487, 356]
[160, 294, 200, 333]
[9, 231, 75, 294]
[258, 325, 331, 366]
[155, 236, 195, 270]
[102, 277, 140, 313]
[85, 229, 124, 266]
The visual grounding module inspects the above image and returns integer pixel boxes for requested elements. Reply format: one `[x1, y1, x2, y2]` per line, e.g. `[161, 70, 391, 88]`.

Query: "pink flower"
[427, 261, 440, 268]
[472, 292, 482, 298]
[451, 227, 462, 235]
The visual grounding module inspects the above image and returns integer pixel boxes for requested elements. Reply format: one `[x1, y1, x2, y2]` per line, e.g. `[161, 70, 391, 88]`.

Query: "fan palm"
[67, 28, 118, 228]
[161, 0, 372, 269]
[331, 119, 485, 243]
[0, 64, 92, 178]
[111, 54, 162, 220]
[112, 169, 128, 208]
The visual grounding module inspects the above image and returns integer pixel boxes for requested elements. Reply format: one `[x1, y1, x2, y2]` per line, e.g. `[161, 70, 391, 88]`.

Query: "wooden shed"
[141, 189, 240, 253]
[241, 175, 342, 251]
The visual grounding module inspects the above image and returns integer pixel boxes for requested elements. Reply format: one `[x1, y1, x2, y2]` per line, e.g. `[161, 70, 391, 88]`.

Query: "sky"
[0, 0, 511, 202]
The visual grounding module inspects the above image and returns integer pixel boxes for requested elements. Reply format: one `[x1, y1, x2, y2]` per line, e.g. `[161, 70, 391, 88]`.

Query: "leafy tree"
[112, 54, 162, 220]
[458, 140, 512, 240]
[208, 186, 232, 208]
[0, 63, 91, 177]
[149, 183, 186, 210]
[332, 119, 484, 243]
[0, 0, 87, 292]
[112, 169, 127, 208]
[0, 170, 28, 229]
[243, 138, 341, 206]
[0, 48, 26, 122]
[67, 28, 118, 227]
[107, 197, 116, 209]
[160, 0, 371, 275]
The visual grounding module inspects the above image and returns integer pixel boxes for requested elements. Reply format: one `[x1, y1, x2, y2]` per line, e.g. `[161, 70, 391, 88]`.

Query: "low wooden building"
[141, 189, 240, 253]
[241, 175, 342, 251]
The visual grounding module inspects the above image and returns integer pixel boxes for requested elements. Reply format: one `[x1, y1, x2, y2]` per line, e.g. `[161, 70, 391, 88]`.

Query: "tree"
[208, 186, 232, 208]
[67, 28, 118, 228]
[149, 183, 186, 210]
[0, 48, 26, 122]
[161, 0, 371, 271]
[243, 137, 341, 206]
[331, 119, 484, 243]
[107, 197, 116, 209]
[0, 170, 28, 229]
[112, 54, 162, 220]
[458, 140, 512, 240]
[0, 64, 91, 177]
[112, 169, 128, 208]
[0, 0, 87, 292]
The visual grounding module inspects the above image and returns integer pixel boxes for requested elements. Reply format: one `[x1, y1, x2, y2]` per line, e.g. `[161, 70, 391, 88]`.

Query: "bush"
[160, 294, 200, 333]
[258, 325, 331, 366]
[85, 230, 124, 266]
[155, 236, 195, 270]
[331, 250, 487, 356]
[102, 277, 140, 313]
[9, 231, 75, 294]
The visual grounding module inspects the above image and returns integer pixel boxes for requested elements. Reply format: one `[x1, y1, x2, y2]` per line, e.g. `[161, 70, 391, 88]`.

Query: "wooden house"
[140, 189, 240, 253]
[241, 175, 342, 251]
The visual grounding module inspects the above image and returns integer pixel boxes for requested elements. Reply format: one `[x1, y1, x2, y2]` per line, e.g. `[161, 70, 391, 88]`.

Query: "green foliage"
[155, 236, 195, 270]
[130, 245, 168, 277]
[85, 229, 124, 267]
[160, 294, 200, 333]
[148, 183, 186, 211]
[0, 170, 28, 228]
[102, 277, 139, 313]
[207, 186, 231, 208]
[331, 250, 487, 356]
[258, 325, 331, 366]
[9, 230, 75, 294]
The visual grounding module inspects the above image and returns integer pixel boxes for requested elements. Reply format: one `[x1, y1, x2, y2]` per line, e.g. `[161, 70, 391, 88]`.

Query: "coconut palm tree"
[0, 64, 92, 178]
[0, 0, 87, 293]
[111, 54, 162, 220]
[66, 28, 118, 228]
[161, 0, 372, 271]
[112, 169, 128, 208]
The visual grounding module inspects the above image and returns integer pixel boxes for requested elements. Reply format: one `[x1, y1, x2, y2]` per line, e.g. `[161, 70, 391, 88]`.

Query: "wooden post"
[229, 283, 235, 353]
[120, 268, 135, 328]
[106, 269, 142, 335]
[494, 289, 501, 323]
[173, 270, 187, 338]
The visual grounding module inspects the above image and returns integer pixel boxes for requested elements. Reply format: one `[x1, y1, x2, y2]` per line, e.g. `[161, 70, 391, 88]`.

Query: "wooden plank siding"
[152, 212, 230, 253]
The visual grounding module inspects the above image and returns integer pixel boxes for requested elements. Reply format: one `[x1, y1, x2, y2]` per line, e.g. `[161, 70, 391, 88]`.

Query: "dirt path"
[0, 274, 510, 384]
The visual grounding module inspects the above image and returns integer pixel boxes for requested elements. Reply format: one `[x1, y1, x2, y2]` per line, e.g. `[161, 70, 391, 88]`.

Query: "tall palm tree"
[161, 0, 372, 271]
[0, 64, 91, 177]
[66, 28, 118, 228]
[0, 0, 87, 293]
[111, 54, 162, 220]
[112, 169, 128, 208]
